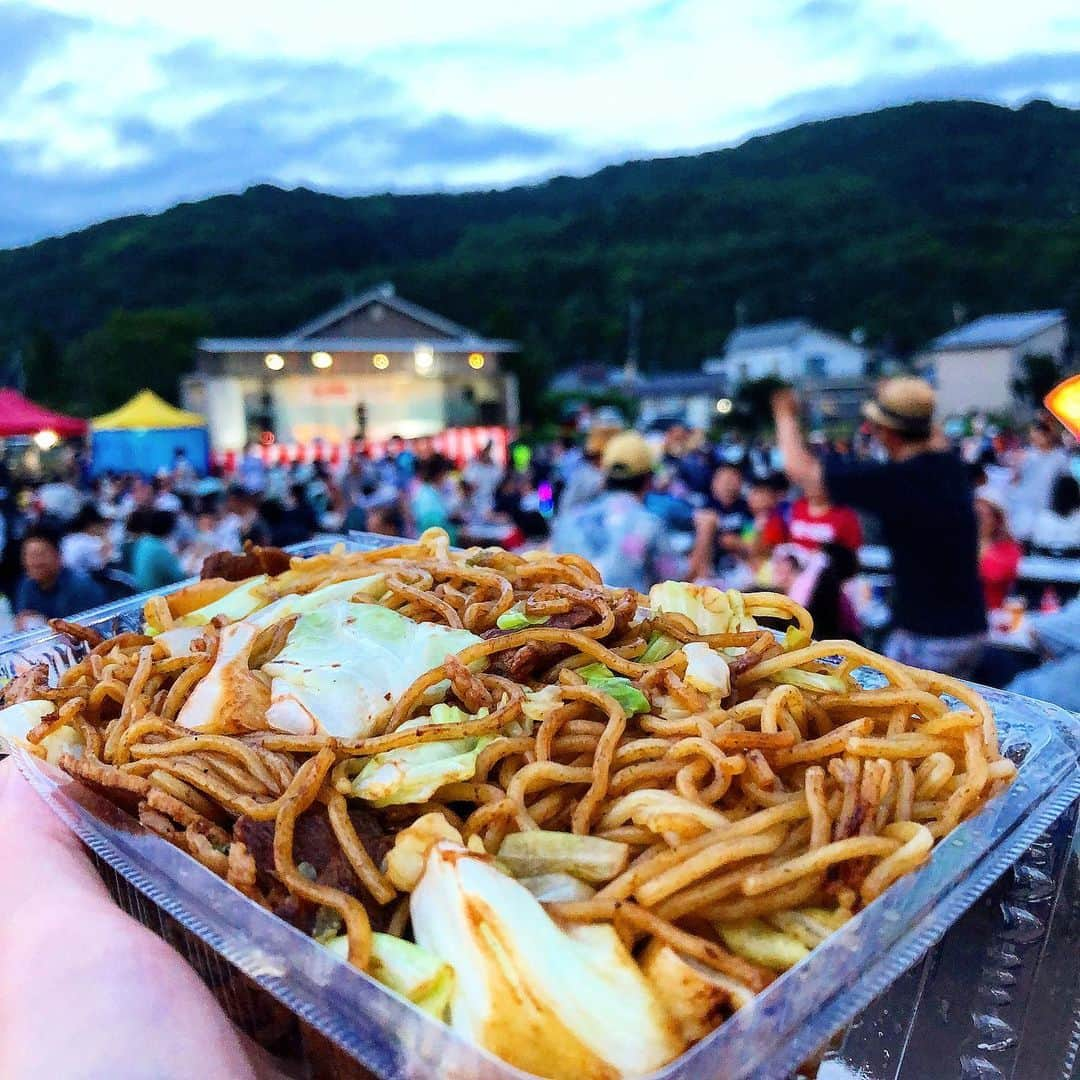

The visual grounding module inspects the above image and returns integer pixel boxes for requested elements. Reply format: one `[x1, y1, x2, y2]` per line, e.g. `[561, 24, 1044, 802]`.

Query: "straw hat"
[602, 431, 655, 479]
[862, 377, 935, 438]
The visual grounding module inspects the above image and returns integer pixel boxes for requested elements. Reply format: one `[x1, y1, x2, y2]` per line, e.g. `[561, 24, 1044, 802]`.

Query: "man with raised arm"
[772, 378, 986, 677]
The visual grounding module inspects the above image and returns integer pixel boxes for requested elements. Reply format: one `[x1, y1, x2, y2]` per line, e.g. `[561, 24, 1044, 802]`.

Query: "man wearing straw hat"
[773, 378, 986, 677]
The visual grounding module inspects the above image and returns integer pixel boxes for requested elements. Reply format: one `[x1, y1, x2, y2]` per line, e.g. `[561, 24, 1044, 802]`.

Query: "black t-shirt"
[707, 496, 752, 537]
[241, 516, 273, 549]
[706, 495, 752, 570]
[824, 451, 986, 637]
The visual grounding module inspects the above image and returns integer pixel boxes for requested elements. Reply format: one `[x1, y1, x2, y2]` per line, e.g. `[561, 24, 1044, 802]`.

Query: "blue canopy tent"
[91, 390, 209, 476]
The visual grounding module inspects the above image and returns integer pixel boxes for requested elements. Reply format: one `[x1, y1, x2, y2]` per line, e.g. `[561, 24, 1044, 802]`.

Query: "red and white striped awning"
[212, 426, 511, 473]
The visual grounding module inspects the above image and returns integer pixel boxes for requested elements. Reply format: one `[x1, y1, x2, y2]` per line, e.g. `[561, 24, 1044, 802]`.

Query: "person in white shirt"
[37, 478, 83, 523]
[59, 506, 112, 574]
[462, 443, 502, 518]
[559, 432, 606, 515]
[1009, 420, 1070, 541]
[117, 476, 154, 520]
[1030, 474, 1080, 556]
[152, 474, 183, 513]
[170, 448, 197, 492]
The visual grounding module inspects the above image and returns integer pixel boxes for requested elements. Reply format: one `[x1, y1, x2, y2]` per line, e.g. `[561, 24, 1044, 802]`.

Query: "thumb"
[0, 757, 110, 912]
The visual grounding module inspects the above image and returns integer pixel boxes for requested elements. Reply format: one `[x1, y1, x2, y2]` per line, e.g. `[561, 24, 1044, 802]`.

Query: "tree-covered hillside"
[0, 99, 1077, 415]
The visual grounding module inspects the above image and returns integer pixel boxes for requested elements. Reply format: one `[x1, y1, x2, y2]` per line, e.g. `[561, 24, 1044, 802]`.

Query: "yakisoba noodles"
[6, 529, 1014, 1079]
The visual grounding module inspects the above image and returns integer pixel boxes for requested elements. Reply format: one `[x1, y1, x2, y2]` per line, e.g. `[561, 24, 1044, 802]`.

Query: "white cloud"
[25, 0, 668, 55]
[1, 0, 1078, 243]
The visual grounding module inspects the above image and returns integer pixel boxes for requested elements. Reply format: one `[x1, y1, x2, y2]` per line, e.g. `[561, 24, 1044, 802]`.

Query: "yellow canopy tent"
[92, 390, 205, 431]
[91, 390, 209, 476]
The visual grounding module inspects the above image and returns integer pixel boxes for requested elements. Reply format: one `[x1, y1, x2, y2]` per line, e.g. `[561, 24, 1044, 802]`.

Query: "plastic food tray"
[3, 534, 1079, 1080]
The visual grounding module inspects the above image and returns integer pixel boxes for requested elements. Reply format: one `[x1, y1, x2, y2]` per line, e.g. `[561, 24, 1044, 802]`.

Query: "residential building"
[703, 318, 868, 384]
[918, 310, 1069, 416]
[184, 283, 518, 451]
[550, 367, 729, 429]
[552, 363, 870, 431]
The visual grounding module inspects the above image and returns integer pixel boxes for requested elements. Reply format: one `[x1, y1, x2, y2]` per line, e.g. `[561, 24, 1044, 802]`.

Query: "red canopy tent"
[0, 388, 87, 438]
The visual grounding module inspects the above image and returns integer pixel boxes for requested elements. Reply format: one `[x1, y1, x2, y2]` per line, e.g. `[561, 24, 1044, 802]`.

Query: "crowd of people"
[0, 384, 1077, 699]
[0, 435, 554, 633]
[560, 384, 1077, 667]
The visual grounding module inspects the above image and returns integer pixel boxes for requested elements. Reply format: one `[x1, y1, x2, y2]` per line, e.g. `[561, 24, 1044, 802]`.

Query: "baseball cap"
[602, 431, 655, 480]
[862, 377, 935, 438]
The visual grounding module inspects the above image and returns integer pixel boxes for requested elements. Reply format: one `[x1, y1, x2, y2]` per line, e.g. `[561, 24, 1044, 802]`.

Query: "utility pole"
[624, 298, 642, 380]
[9, 347, 25, 392]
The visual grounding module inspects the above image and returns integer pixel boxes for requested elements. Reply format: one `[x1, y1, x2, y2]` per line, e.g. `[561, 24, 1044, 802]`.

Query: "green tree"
[22, 327, 61, 400]
[1012, 352, 1062, 409]
[59, 308, 208, 415]
[0, 100, 1076, 416]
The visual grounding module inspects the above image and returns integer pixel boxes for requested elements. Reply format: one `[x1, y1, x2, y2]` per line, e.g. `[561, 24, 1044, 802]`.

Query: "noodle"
[26, 528, 1011, 1074]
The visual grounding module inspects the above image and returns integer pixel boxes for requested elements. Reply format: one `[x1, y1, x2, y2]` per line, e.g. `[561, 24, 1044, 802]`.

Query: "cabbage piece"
[497, 830, 629, 884]
[521, 684, 561, 730]
[599, 789, 729, 838]
[410, 838, 685, 1078]
[0, 699, 53, 743]
[350, 704, 497, 806]
[495, 604, 550, 630]
[648, 581, 759, 635]
[175, 621, 270, 734]
[155, 625, 207, 658]
[247, 574, 386, 629]
[639, 632, 678, 663]
[770, 668, 847, 694]
[640, 941, 753, 1043]
[516, 872, 596, 903]
[766, 906, 852, 948]
[262, 602, 480, 738]
[0, 700, 83, 763]
[576, 662, 613, 681]
[717, 919, 810, 972]
[37, 724, 84, 764]
[152, 573, 387, 637]
[575, 663, 651, 717]
[681, 642, 731, 696]
[589, 678, 650, 716]
[173, 575, 269, 628]
[325, 932, 455, 1019]
[385, 813, 465, 891]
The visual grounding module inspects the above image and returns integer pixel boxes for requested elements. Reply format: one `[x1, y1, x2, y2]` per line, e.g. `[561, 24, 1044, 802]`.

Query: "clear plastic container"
[3, 534, 1079, 1080]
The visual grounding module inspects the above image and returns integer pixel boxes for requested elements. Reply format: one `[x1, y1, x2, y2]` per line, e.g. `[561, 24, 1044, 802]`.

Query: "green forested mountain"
[1, 99, 1077, 415]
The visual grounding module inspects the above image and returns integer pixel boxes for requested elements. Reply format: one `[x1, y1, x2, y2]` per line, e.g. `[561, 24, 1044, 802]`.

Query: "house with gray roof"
[702, 318, 868, 384]
[919, 310, 1068, 416]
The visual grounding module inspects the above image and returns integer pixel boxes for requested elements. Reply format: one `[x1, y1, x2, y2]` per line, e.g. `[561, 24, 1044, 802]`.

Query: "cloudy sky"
[2, 0, 1079, 247]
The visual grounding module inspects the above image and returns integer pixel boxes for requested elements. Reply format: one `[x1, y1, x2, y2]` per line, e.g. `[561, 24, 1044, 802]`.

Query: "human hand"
[0, 759, 287, 1079]
[770, 387, 800, 422]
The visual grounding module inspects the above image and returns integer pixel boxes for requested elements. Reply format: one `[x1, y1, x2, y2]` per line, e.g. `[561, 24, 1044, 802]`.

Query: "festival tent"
[0, 388, 87, 438]
[91, 390, 209, 476]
